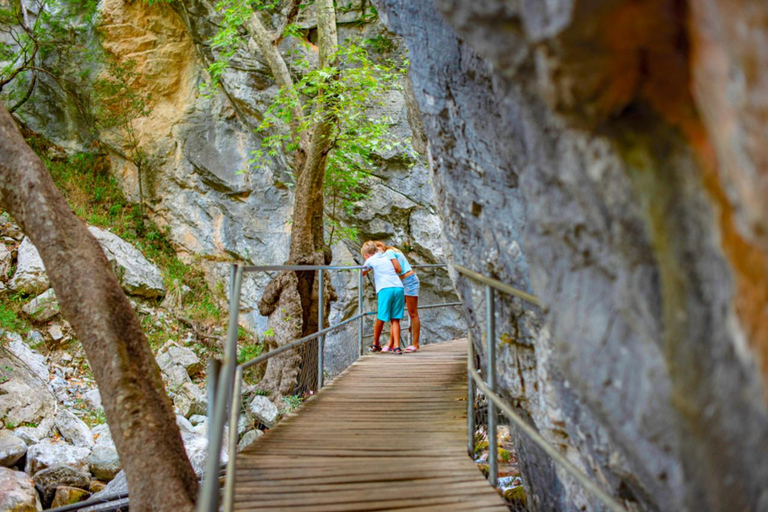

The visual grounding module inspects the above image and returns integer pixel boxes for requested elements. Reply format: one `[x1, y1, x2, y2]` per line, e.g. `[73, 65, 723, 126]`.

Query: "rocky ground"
[0, 214, 284, 511]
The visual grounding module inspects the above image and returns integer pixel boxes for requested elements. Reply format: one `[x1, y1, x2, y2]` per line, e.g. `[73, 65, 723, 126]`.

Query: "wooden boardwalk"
[232, 338, 508, 511]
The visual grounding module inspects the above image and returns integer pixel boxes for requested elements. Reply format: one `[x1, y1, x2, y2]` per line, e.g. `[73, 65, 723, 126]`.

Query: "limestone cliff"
[11, 0, 465, 370]
[373, 1, 768, 511]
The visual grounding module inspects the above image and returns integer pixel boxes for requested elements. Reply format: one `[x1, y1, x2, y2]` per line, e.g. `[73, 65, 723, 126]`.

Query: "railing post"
[223, 365, 243, 512]
[317, 268, 324, 390]
[198, 264, 243, 512]
[467, 333, 476, 458]
[206, 358, 220, 427]
[358, 269, 364, 357]
[486, 284, 498, 488]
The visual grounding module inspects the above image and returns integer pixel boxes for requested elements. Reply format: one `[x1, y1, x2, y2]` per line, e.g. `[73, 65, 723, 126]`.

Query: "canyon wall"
[373, 1, 768, 511]
[12, 0, 465, 372]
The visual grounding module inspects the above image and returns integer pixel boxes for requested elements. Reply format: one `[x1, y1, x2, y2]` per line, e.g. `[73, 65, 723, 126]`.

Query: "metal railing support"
[358, 269, 364, 356]
[317, 268, 325, 390]
[223, 365, 243, 512]
[486, 284, 498, 488]
[198, 264, 244, 512]
[206, 358, 220, 428]
[467, 334, 476, 457]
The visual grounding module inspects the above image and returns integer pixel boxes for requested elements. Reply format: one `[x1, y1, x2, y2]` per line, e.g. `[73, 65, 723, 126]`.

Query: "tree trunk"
[0, 103, 198, 512]
[254, 0, 340, 400]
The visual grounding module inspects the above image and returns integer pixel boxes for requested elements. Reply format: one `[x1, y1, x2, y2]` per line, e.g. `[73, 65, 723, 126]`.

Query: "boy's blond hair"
[361, 241, 378, 257]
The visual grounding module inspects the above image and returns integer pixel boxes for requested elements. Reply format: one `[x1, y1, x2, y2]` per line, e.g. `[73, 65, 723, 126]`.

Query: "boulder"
[181, 431, 228, 477]
[91, 424, 113, 446]
[25, 331, 44, 349]
[8, 238, 48, 295]
[25, 440, 90, 475]
[0, 213, 23, 241]
[176, 415, 195, 435]
[21, 289, 60, 322]
[4, 334, 48, 383]
[0, 431, 27, 467]
[89, 480, 106, 493]
[0, 467, 41, 512]
[163, 364, 191, 392]
[88, 444, 121, 482]
[237, 429, 263, 452]
[32, 465, 90, 507]
[87, 226, 165, 298]
[247, 396, 279, 428]
[83, 389, 103, 412]
[47, 323, 66, 343]
[0, 244, 11, 281]
[55, 410, 95, 448]
[0, 355, 56, 442]
[50, 486, 90, 508]
[174, 382, 207, 418]
[156, 345, 202, 376]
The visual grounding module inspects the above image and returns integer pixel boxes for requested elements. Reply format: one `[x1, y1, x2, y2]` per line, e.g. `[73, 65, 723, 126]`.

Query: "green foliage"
[253, 43, 406, 244]
[0, 297, 29, 333]
[206, 1, 407, 245]
[238, 340, 263, 364]
[281, 394, 302, 412]
[0, 0, 100, 113]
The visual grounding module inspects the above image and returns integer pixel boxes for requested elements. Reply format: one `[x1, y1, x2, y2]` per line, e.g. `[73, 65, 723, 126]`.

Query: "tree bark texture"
[0, 103, 198, 512]
[246, 1, 340, 399]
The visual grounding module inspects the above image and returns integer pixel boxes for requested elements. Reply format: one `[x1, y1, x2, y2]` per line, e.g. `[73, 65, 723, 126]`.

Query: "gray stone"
[25, 331, 44, 349]
[0, 431, 27, 467]
[87, 226, 165, 298]
[47, 323, 65, 343]
[246, 395, 279, 428]
[163, 364, 191, 392]
[0, 244, 11, 281]
[0, 467, 41, 512]
[156, 345, 202, 376]
[4, 334, 48, 383]
[181, 431, 228, 477]
[0, 355, 56, 442]
[21, 289, 60, 322]
[8, 238, 48, 295]
[32, 465, 90, 507]
[188, 414, 207, 426]
[55, 410, 95, 449]
[174, 382, 207, 418]
[236, 429, 263, 452]
[0, 213, 23, 241]
[175, 415, 195, 435]
[25, 440, 90, 475]
[83, 389, 103, 412]
[91, 424, 113, 446]
[82, 470, 127, 512]
[88, 444, 121, 482]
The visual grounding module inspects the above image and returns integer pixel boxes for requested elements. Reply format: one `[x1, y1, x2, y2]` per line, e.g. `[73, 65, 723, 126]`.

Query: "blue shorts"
[377, 287, 405, 322]
[402, 274, 420, 297]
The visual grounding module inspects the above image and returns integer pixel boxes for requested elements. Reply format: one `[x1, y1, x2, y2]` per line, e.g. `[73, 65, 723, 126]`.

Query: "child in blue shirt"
[361, 240, 405, 354]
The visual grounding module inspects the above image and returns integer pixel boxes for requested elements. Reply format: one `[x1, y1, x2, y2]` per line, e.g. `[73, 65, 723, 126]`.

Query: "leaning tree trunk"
[0, 103, 198, 512]
[255, 0, 339, 400]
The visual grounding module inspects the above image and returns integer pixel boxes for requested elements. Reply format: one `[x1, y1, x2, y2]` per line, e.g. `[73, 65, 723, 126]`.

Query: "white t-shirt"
[363, 252, 404, 293]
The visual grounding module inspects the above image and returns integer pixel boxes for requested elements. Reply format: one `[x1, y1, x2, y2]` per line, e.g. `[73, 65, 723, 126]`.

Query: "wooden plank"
[232, 338, 508, 511]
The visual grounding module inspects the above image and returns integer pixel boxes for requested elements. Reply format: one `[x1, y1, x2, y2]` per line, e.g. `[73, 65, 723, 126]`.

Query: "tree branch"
[244, 10, 308, 151]
[274, 0, 302, 46]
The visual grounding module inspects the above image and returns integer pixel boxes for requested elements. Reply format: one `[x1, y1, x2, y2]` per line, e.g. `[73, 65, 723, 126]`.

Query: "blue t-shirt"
[384, 249, 412, 276]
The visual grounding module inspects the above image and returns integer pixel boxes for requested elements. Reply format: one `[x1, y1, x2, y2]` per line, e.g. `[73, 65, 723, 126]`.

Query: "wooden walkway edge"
[232, 338, 508, 511]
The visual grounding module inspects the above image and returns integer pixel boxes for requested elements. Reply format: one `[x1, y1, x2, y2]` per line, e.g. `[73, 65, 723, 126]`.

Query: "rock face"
[0, 467, 41, 512]
[374, 1, 768, 511]
[13, 0, 464, 367]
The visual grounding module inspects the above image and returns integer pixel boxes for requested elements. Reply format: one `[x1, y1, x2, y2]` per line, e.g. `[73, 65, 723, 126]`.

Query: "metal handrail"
[200, 262, 459, 512]
[455, 266, 626, 512]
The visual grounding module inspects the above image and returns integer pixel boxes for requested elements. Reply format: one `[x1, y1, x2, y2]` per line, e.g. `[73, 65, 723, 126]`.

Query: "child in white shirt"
[361, 240, 405, 354]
